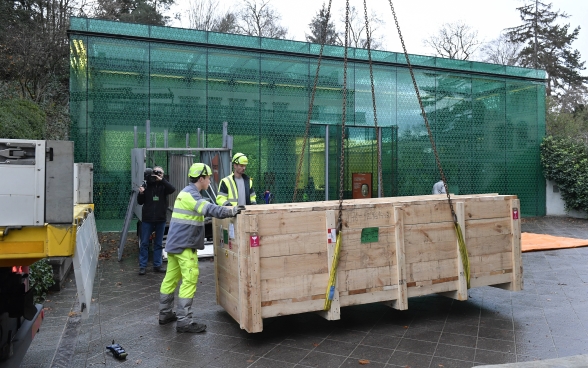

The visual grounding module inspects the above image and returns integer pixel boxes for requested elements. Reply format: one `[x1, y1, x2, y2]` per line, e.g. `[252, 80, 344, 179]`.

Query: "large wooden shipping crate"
[213, 194, 522, 333]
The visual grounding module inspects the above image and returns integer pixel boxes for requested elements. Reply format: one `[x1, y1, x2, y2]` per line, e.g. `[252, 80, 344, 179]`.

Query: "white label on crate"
[229, 223, 235, 239]
[327, 228, 336, 243]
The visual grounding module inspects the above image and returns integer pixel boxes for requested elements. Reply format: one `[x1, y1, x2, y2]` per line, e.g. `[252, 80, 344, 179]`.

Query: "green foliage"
[0, 98, 46, 139]
[306, 2, 339, 45]
[506, 1, 587, 98]
[546, 97, 588, 140]
[94, 0, 175, 26]
[29, 259, 55, 304]
[541, 136, 588, 214]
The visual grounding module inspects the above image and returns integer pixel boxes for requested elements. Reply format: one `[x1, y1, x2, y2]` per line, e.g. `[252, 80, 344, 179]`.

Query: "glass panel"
[69, 17, 548, 230]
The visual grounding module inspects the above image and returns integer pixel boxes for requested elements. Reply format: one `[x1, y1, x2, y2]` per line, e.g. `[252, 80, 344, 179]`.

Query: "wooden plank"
[466, 234, 512, 257]
[260, 252, 328, 280]
[218, 287, 240, 324]
[391, 206, 407, 310]
[341, 287, 400, 307]
[407, 279, 459, 297]
[338, 242, 395, 271]
[470, 272, 512, 288]
[256, 211, 325, 236]
[259, 232, 324, 258]
[262, 298, 325, 318]
[339, 265, 396, 291]
[213, 218, 221, 305]
[407, 258, 458, 283]
[404, 222, 457, 261]
[237, 214, 250, 332]
[317, 210, 340, 321]
[402, 202, 454, 225]
[336, 226, 395, 250]
[215, 247, 239, 277]
[439, 202, 467, 301]
[342, 206, 394, 229]
[509, 198, 523, 291]
[464, 198, 511, 220]
[261, 273, 329, 302]
[217, 263, 239, 299]
[464, 217, 512, 238]
[248, 215, 262, 333]
[469, 252, 512, 274]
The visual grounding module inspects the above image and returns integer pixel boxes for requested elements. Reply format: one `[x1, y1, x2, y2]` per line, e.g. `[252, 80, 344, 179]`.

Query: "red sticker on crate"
[327, 228, 336, 243]
[512, 208, 519, 220]
[250, 234, 259, 247]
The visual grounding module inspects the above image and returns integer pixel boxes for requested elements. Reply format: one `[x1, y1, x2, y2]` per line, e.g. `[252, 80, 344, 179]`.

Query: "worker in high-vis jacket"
[216, 152, 257, 206]
[159, 163, 243, 333]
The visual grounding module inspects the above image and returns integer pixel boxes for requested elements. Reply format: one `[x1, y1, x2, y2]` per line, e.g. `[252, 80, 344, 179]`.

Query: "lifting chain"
[337, 0, 351, 232]
[362, 0, 383, 196]
[387, 0, 470, 288]
[293, 0, 335, 203]
[386, 0, 453, 219]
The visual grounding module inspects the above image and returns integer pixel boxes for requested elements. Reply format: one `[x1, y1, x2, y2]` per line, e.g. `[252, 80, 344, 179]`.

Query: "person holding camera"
[158, 163, 244, 333]
[137, 166, 176, 276]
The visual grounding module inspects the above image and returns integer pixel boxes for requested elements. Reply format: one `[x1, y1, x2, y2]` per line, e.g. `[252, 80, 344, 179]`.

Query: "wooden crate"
[213, 194, 522, 333]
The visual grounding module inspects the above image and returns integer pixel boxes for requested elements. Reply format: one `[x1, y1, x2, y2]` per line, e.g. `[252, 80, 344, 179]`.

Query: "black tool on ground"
[106, 340, 128, 360]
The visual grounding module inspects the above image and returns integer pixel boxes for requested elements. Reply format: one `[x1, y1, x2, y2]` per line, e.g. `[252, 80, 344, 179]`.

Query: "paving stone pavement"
[20, 216, 588, 368]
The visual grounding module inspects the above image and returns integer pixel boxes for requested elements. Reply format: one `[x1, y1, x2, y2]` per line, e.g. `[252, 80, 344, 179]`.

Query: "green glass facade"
[69, 17, 547, 229]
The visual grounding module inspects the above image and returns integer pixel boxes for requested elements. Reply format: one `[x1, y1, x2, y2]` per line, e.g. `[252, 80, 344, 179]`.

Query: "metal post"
[134, 126, 138, 148]
[164, 129, 168, 148]
[378, 126, 382, 198]
[325, 125, 329, 201]
[186, 133, 190, 148]
[145, 120, 151, 148]
[197, 128, 201, 149]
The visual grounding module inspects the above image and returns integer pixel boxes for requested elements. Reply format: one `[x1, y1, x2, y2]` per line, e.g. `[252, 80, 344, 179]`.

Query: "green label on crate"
[361, 227, 379, 243]
[223, 229, 229, 244]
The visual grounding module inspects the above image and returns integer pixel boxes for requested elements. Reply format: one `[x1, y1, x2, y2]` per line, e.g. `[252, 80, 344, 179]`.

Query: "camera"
[143, 168, 158, 185]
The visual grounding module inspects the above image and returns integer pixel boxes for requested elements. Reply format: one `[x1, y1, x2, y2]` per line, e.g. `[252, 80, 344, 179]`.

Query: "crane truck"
[0, 139, 99, 367]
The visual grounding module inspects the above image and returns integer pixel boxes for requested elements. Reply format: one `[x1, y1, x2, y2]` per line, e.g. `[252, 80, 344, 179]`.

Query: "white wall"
[546, 179, 587, 218]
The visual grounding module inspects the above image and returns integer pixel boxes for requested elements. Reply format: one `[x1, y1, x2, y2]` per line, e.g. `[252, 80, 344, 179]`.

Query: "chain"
[337, 0, 350, 232]
[362, 0, 383, 197]
[293, 0, 335, 202]
[387, 0, 456, 222]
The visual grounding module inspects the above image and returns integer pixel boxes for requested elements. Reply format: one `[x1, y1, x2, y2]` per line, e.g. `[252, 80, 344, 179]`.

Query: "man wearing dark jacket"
[216, 153, 257, 206]
[137, 166, 175, 275]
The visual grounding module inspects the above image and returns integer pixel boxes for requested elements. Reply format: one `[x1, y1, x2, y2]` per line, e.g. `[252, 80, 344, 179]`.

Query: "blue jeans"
[139, 221, 166, 268]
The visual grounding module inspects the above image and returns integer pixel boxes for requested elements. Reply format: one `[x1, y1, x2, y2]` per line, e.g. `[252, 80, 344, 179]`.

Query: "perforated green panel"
[70, 17, 546, 230]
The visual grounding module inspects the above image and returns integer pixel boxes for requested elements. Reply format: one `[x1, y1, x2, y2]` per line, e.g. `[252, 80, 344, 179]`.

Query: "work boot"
[159, 293, 176, 325]
[176, 297, 207, 333]
[159, 312, 177, 325]
[138, 268, 146, 275]
[176, 322, 207, 333]
[153, 266, 166, 273]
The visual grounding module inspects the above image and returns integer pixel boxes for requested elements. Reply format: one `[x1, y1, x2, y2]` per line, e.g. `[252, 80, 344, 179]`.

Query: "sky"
[169, 0, 588, 76]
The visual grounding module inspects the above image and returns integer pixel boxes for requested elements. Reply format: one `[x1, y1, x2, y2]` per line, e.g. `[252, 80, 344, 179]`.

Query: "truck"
[0, 139, 99, 367]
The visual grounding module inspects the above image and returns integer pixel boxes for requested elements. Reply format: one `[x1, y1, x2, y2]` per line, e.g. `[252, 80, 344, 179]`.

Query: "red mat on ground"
[521, 232, 588, 252]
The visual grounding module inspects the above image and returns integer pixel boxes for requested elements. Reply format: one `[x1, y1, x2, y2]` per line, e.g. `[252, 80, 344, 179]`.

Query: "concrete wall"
[546, 180, 587, 218]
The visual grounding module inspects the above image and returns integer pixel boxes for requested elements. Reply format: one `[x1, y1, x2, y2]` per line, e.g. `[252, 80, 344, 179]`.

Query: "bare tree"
[236, 0, 287, 39]
[337, 5, 383, 49]
[188, 0, 218, 30]
[480, 33, 523, 66]
[423, 21, 481, 60]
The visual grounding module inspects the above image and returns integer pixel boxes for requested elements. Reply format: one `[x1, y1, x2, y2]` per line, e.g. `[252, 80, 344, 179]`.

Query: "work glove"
[231, 205, 246, 217]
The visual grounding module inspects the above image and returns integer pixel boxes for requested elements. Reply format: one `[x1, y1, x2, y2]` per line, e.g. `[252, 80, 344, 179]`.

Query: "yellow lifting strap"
[324, 231, 342, 311]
